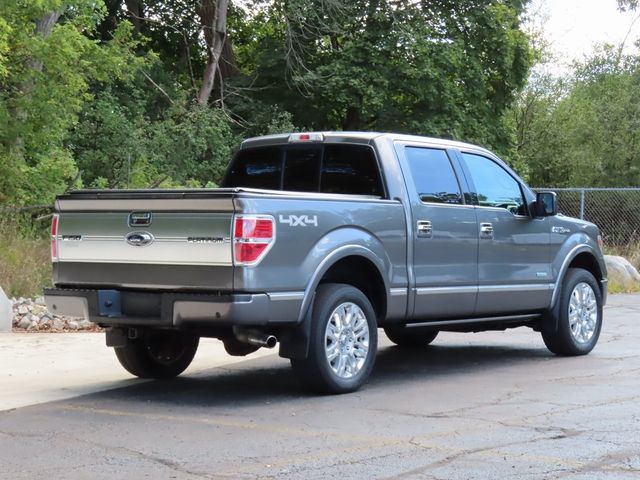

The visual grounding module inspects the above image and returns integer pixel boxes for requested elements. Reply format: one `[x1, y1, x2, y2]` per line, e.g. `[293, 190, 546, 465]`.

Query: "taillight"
[597, 234, 604, 250]
[51, 214, 59, 261]
[233, 215, 275, 265]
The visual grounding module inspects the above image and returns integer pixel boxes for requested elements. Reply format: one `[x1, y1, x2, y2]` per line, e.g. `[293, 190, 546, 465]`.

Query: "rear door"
[395, 143, 478, 319]
[458, 152, 552, 314]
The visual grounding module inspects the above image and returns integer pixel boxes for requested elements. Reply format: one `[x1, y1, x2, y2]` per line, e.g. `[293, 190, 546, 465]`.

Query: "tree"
[0, 0, 142, 204]
[230, 0, 533, 159]
[515, 47, 640, 187]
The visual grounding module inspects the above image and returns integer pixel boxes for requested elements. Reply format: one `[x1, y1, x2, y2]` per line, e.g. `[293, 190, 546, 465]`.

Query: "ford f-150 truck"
[44, 132, 607, 394]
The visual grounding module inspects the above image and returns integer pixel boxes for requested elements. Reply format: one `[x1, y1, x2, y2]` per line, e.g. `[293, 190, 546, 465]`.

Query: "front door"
[459, 152, 552, 315]
[396, 144, 479, 320]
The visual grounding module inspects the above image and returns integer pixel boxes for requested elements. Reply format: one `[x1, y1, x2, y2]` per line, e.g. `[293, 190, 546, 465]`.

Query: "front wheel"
[542, 268, 603, 356]
[291, 284, 378, 394]
[114, 330, 199, 379]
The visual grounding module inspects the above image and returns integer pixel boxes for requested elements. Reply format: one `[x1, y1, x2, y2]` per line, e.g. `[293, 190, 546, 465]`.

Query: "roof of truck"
[240, 131, 494, 156]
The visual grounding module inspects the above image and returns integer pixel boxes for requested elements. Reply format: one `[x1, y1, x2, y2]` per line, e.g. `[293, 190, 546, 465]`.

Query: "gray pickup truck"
[44, 132, 607, 393]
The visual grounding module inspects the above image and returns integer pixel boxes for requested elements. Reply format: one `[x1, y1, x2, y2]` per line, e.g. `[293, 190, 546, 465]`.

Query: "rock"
[68, 320, 79, 330]
[34, 296, 45, 305]
[17, 317, 31, 329]
[0, 288, 13, 332]
[17, 305, 29, 315]
[29, 314, 40, 323]
[604, 255, 640, 289]
[52, 318, 64, 331]
[79, 320, 94, 330]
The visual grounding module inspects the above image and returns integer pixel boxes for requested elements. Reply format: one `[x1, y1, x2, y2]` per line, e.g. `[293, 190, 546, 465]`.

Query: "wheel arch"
[551, 245, 606, 309]
[298, 247, 389, 324]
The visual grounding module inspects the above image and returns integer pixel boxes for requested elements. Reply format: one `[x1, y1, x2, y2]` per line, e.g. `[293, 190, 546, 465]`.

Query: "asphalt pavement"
[0, 294, 639, 479]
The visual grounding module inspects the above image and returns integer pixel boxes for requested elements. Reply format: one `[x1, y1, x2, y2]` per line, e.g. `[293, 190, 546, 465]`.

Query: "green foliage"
[0, 1, 143, 204]
[515, 47, 640, 187]
[69, 75, 238, 188]
[230, 0, 533, 162]
[1, 0, 536, 209]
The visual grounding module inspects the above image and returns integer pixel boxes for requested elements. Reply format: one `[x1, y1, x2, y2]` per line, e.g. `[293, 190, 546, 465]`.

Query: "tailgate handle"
[129, 211, 153, 227]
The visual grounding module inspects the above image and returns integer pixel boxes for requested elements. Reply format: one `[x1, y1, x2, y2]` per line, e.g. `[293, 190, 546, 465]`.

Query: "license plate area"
[98, 290, 121, 317]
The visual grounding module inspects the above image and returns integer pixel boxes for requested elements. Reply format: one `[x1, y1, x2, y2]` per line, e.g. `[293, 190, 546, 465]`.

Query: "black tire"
[291, 283, 378, 394]
[114, 330, 199, 379]
[384, 325, 438, 347]
[542, 268, 603, 356]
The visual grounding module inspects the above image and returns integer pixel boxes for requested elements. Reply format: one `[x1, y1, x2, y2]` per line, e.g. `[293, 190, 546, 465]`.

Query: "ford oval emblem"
[125, 231, 154, 247]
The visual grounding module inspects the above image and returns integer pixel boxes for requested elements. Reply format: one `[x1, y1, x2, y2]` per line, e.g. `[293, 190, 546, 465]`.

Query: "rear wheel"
[115, 330, 199, 379]
[384, 325, 438, 347]
[291, 284, 377, 394]
[542, 268, 603, 356]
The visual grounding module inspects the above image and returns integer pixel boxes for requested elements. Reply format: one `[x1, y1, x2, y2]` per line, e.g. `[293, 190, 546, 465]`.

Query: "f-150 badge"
[279, 214, 318, 227]
[551, 226, 571, 234]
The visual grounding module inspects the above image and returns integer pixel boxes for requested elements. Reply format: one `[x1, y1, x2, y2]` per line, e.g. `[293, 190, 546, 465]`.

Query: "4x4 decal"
[279, 214, 318, 227]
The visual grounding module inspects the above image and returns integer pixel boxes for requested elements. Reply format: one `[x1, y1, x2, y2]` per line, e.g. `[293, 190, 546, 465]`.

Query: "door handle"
[480, 222, 494, 239]
[417, 220, 432, 238]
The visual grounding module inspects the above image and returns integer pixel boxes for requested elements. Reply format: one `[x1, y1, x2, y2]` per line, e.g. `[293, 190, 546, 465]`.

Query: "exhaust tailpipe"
[233, 328, 277, 349]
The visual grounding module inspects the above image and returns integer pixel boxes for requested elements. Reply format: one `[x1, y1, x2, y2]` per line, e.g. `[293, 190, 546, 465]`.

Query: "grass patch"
[604, 242, 640, 271]
[0, 212, 52, 298]
[606, 279, 640, 294]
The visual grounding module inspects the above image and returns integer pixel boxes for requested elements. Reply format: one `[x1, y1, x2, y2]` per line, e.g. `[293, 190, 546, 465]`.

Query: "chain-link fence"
[534, 188, 640, 246]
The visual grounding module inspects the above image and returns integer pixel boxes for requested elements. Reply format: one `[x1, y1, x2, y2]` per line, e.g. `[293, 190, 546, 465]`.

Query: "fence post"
[579, 189, 585, 220]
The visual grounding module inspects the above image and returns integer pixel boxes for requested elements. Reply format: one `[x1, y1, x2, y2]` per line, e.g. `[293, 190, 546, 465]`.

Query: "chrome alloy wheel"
[568, 282, 598, 344]
[324, 302, 370, 379]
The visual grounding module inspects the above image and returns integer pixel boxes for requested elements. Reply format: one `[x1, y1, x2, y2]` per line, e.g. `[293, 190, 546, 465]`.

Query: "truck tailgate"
[53, 190, 235, 290]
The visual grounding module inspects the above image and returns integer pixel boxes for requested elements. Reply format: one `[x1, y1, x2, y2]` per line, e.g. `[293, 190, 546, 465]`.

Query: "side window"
[321, 145, 384, 196]
[462, 153, 526, 215]
[405, 147, 463, 204]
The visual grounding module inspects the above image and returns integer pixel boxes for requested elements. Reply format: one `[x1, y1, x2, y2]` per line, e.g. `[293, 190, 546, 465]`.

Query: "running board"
[405, 314, 541, 329]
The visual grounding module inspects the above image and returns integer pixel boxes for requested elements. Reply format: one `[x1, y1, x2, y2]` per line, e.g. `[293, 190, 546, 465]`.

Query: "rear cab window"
[223, 144, 385, 197]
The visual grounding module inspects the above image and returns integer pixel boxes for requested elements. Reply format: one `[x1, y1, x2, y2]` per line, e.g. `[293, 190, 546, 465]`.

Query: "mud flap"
[540, 301, 561, 334]
[278, 305, 313, 360]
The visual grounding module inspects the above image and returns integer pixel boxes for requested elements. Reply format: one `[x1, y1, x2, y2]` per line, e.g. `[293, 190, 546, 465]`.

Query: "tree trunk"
[15, 9, 62, 152]
[27, 10, 62, 76]
[124, 0, 144, 36]
[98, 0, 123, 41]
[196, 0, 230, 106]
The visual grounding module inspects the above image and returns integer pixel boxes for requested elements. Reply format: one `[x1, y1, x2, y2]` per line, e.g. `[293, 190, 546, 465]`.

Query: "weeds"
[0, 211, 52, 298]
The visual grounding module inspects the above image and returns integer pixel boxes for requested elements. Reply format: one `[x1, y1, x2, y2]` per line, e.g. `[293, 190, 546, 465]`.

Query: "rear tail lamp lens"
[233, 215, 275, 265]
[51, 214, 59, 261]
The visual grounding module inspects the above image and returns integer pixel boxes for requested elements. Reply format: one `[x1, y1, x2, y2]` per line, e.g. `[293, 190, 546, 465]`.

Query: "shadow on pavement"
[67, 342, 551, 408]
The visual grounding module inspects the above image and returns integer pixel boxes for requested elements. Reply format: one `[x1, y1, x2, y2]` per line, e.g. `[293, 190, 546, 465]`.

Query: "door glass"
[405, 147, 462, 204]
[462, 153, 526, 215]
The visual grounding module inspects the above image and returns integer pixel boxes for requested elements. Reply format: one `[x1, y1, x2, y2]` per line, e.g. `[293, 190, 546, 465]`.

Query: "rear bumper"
[44, 288, 303, 327]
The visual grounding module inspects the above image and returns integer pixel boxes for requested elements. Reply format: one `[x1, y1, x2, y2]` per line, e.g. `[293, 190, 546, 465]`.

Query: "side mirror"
[534, 191, 557, 217]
